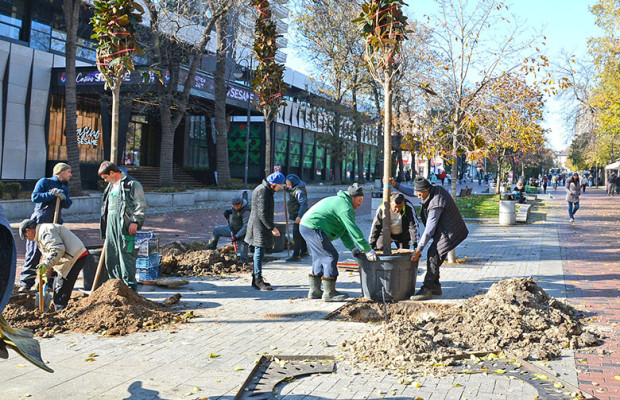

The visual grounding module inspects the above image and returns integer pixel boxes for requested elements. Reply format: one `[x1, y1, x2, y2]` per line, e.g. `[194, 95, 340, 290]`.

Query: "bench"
[458, 187, 473, 197]
[516, 203, 533, 223]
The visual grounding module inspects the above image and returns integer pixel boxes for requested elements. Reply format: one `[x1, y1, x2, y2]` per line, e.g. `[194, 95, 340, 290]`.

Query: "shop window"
[274, 124, 288, 168]
[289, 127, 302, 168]
[302, 131, 314, 169]
[124, 115, 147, 166]
[187, 115, 209, 170]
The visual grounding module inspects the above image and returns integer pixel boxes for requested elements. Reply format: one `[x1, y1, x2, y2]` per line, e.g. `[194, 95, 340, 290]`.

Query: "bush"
[5, 182, 21, 199]
[97, 180, 108, 192]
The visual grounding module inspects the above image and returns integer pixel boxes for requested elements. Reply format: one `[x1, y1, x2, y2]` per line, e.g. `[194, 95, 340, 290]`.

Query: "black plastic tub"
[358, 253, 418, 302]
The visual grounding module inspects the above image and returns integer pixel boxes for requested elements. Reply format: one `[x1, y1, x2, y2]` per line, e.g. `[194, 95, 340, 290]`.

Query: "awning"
[605, 161, 620, 170]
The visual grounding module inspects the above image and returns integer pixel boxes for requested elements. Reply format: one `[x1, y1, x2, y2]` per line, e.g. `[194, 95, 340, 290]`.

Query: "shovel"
[35, 281, 52, 313]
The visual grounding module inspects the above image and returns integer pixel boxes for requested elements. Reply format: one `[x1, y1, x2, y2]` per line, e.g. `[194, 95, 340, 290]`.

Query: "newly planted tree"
[91, 0, 144, 164]
[356, 0, 409, 255]
[251, 0, 286, 177]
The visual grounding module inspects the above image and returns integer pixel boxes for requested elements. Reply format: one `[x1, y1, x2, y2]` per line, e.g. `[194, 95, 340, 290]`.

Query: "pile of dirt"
[160, 241, 251, 276]
[4, 280, 193, 337]
[342, 278, 601, 374]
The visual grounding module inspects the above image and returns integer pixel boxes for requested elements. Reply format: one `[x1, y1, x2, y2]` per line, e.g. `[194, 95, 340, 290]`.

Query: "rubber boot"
[308, 274, 323, 299]
[431, 283, 442, 295]
[206, 239, 217, 250]
[252, 276, 272, 291]
[321, 277, 348, 302]
[410, 287, 432, 301]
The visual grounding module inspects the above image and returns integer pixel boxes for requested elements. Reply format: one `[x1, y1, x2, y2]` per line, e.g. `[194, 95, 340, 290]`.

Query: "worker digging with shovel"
[206, 195, 250, 264]
[18, 219, 93, 312]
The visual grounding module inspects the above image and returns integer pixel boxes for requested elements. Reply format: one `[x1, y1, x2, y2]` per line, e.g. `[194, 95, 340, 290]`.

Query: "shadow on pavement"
[122, 381, 162, 400]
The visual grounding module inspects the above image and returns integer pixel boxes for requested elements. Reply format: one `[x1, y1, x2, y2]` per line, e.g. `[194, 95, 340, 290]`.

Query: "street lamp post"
[233, 59, 253, 190]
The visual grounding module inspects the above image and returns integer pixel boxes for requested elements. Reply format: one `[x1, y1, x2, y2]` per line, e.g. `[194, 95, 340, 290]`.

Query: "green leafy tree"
[251, 0, 287, 177]
[91, 0, 144, 164]
[356, 0, 409, 254]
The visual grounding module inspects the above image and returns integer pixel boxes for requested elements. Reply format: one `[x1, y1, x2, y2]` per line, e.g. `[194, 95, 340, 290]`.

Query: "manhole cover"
[234, 355, 335, 400]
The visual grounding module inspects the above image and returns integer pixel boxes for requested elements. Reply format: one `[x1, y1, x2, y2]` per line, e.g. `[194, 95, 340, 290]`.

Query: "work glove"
[413, 242, 418, 250]
[365, 249, 378, 262]
[351, 248, 362, 258]
[49, 188, 66, 200]
[223, 209, 232, 219]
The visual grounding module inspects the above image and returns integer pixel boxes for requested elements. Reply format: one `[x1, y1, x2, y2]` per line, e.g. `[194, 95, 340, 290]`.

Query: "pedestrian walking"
[300, 183, 376, 302]
[98, 161, 147, 291]
[369, 191, 419, 251]
[244, 172, 285, 290]
[542, 175, 548, 194]
[439, 170, 446, 186]
[19, 163, 73, 292]
[19, 219, 92, 312]
[580, 174, 588, 193]
[284, 174, 308, 262]
[608, 172, 617, 196]
[392, 177, 469, 301]
[566, 172, 581, 222]
[551, 174, 558, 191]
[206, 195, 250, 263]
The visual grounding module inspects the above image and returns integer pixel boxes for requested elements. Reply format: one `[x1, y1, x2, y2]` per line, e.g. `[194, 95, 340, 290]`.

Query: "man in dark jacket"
[245, 172, 285, 290]
[392, 176, 468, 300]
[207, 195, 251, 263]
[285, 174, 308, 262]
[19, 163, 73, 292]
[369, 193, 419, 251]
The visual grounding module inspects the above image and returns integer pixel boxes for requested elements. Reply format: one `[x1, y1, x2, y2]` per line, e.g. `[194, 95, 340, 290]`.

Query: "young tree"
[356, 0, 409, 255]
[91, 0, 144, 165]
[293, 0, 371, 183]
[251, 0, 286, 177]
[62, 0, 83, 194]
[141, 0, 232, 187]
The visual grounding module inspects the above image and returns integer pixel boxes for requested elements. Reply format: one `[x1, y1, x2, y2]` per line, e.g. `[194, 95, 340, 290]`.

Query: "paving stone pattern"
[1, 183, 615, 400]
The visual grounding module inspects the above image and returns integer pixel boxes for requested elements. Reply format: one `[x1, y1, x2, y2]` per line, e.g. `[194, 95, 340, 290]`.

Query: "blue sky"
[285, 0, 602, 151]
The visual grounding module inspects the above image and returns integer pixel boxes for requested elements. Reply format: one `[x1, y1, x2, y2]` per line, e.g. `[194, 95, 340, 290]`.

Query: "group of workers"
[17, 161, 146, 312]
[14, 159, 469, 310]
[210, 173, 468, 302]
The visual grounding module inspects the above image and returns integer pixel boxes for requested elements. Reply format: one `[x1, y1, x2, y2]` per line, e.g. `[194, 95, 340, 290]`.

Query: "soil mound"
[342, 278, 600, 374]
[160, 241, 251, 276]
[4, 280, 191, 337]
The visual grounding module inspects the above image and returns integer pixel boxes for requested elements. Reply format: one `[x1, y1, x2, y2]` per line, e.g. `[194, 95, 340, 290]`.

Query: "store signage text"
[77, 126, 101, 146]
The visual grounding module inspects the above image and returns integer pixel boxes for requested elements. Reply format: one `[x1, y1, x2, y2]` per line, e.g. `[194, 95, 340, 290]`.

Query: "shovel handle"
[53, 197, 60, 224]
[38, 274, 44, 312]
[90, 243, 106, 296]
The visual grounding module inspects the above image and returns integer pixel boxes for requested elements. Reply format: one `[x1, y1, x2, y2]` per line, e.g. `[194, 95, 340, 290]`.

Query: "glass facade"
[186, 116, 209, 169]
[289, 127, 302, 168]
[0, 0, 24, 41]
[274, 124, 288, 168]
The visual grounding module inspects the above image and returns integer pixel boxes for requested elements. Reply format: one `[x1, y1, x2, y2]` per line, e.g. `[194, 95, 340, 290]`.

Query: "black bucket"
[82, 246, 109, 291]
[358, 253, 418, 302]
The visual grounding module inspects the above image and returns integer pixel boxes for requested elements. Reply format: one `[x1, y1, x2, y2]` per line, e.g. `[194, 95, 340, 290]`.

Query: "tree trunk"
[382, 75, 392, 255]
[110, 85, 121, 165]
[496, 160, 502, 194]
[214, 16, 231, 185]
[158, 100, 174, 187]
[372, 85, 383, 180]
[62, 0, 82, 194]
[263, 113, 272, 177]
[447, 125, 459, 263]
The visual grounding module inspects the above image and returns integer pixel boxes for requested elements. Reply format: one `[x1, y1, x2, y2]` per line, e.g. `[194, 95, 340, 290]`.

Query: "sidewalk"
[0, 184, 616, 399]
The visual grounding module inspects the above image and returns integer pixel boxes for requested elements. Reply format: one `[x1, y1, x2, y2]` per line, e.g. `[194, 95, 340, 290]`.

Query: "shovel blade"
[35, 292, 53, 313]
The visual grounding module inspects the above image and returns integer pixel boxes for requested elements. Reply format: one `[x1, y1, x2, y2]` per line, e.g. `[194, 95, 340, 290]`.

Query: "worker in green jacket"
[99, 161, 147, 291]
[300, 183, 376, 301]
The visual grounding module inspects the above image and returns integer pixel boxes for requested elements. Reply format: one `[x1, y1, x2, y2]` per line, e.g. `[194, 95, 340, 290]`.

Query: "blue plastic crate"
[136, 254, 160, 282]
[136, 231, 155, 243]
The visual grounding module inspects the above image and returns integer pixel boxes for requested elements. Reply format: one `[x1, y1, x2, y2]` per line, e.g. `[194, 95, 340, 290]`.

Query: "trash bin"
[370, 191, 383, 218]
[270, 222, 287, 253]
[82, 246, 108, 291]
[499, 197, 516, 225]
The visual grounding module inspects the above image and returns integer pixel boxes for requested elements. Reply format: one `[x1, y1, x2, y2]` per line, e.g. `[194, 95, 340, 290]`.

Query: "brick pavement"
[550, 187, 620, 400]
[0, 182, 605, 400]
